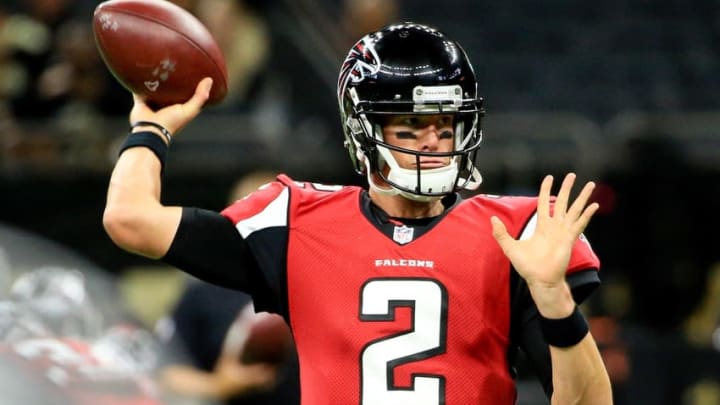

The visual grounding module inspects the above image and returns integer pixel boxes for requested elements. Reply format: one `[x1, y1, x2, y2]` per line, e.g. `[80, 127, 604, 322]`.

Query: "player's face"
[382, 114, 455, 170]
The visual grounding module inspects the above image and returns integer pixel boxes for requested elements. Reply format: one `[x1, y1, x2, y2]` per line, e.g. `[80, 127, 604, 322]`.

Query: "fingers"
[537, 175, 553, 222]
[568, 180, 599, 235]
[553, 173, 577, 216]
[574, 202, 600, 234]
[559, 175, 600, 236]
[566, 180, 596, 220]
[538, 172, 599, 233]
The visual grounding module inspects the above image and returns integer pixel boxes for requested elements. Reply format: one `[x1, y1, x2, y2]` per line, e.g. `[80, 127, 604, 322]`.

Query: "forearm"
[107, 146, 162, 205]
[549, 332, 612, 404]
[530, 283, 612, 404]
[103, 139, 181, 258]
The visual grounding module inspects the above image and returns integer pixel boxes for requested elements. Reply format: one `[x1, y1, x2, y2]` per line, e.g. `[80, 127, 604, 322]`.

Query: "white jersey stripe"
[235, 187, 290, 238]
[519, 212, 537, 241]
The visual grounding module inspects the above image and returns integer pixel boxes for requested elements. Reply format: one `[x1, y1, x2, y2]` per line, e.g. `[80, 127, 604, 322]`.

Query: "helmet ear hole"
[355, 149, 365, 164]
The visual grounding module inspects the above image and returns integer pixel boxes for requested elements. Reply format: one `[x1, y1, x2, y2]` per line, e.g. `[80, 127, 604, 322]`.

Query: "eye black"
[395, 131, 416, 139]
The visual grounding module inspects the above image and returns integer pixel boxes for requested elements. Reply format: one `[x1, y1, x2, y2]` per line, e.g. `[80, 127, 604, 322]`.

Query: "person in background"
[0, 266, 164, 405]
[338, 0, 398, 50]
[192, 0, 270, 112]
[103, 22, 612, 404]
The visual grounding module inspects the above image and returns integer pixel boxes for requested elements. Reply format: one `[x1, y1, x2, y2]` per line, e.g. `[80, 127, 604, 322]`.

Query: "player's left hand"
[490, 173, 598, 305]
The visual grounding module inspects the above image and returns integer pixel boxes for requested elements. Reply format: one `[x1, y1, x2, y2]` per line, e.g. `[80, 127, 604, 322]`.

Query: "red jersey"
[221, 175, 599, 405]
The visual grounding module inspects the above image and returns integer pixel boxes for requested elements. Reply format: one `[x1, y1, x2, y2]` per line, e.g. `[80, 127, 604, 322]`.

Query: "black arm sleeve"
[509, 268, 601, 398]
[162, 207, 268, 296]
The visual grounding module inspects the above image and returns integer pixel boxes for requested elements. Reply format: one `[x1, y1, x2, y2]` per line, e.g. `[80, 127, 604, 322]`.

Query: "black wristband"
[539, 306, 589, 348]
[118, 131, 168, 174]
[131, 121, 172, 144]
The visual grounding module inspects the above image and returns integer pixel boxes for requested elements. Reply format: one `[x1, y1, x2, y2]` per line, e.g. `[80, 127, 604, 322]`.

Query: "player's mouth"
[417, 160, 448, 169]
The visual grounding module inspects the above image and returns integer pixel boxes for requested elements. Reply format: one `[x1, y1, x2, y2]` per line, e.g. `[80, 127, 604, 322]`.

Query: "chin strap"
[459, 166, 483, 191]
[366, 161, 483, 201]
[364, 159, 447, 203]
[364, 160, 399, 197]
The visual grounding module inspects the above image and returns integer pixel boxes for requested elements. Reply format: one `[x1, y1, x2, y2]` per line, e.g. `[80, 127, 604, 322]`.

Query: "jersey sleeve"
[162, 206, 280, 311]
[221, 178, 290, 236]
[221, 177, 294, 315]
[163, 207, 262, 290]
[164, 176, 307, 317]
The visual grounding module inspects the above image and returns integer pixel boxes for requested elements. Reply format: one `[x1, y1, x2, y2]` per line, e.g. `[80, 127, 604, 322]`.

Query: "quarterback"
[104, 22, 612, 404]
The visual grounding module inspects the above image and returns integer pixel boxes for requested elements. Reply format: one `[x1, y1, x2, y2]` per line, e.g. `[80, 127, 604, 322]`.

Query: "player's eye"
[395, 131, 417, 139]
[436, 115, 455, 128]
[438, 130, 453, 139]
[402, 117, 419, 127]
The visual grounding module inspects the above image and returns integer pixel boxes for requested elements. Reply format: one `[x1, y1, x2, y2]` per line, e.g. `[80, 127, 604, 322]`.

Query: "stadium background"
[0, 0, 719, 404]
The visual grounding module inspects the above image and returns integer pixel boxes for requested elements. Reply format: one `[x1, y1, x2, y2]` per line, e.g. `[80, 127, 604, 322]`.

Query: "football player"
[103, 22, 612, 404]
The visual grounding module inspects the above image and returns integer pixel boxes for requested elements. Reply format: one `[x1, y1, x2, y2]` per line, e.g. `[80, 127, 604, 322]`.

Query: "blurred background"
[0, 0, 719, 404]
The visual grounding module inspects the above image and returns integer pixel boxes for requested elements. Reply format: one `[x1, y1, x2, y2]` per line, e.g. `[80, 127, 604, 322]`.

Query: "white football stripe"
[235, 188, 289, 238]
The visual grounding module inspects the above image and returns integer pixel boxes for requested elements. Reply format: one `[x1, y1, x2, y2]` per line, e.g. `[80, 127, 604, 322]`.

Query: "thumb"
[490, 216, 513, 248]
[184, 77, 213, 113]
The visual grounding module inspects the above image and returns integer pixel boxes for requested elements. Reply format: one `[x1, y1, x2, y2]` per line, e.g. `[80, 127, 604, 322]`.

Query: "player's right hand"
[129, 77, 213, 139]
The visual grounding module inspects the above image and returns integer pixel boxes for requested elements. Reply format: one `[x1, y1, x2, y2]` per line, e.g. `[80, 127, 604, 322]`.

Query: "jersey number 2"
[360, 278, 448, 405]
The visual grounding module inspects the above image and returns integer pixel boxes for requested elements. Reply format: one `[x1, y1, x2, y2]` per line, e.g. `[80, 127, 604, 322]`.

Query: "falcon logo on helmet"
[337, 37, 381, 100]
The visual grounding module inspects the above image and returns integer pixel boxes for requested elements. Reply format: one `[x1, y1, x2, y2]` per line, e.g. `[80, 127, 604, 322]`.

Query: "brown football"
[92, 0, 228, 108]
[240, 312, 295, 364]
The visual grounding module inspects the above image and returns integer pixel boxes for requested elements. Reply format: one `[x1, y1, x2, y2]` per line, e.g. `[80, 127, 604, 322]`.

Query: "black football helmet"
[338, 22, 484, 201]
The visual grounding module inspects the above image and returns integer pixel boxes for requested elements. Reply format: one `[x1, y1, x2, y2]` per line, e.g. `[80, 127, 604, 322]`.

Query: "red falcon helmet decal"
[337, 36, 381, 100]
